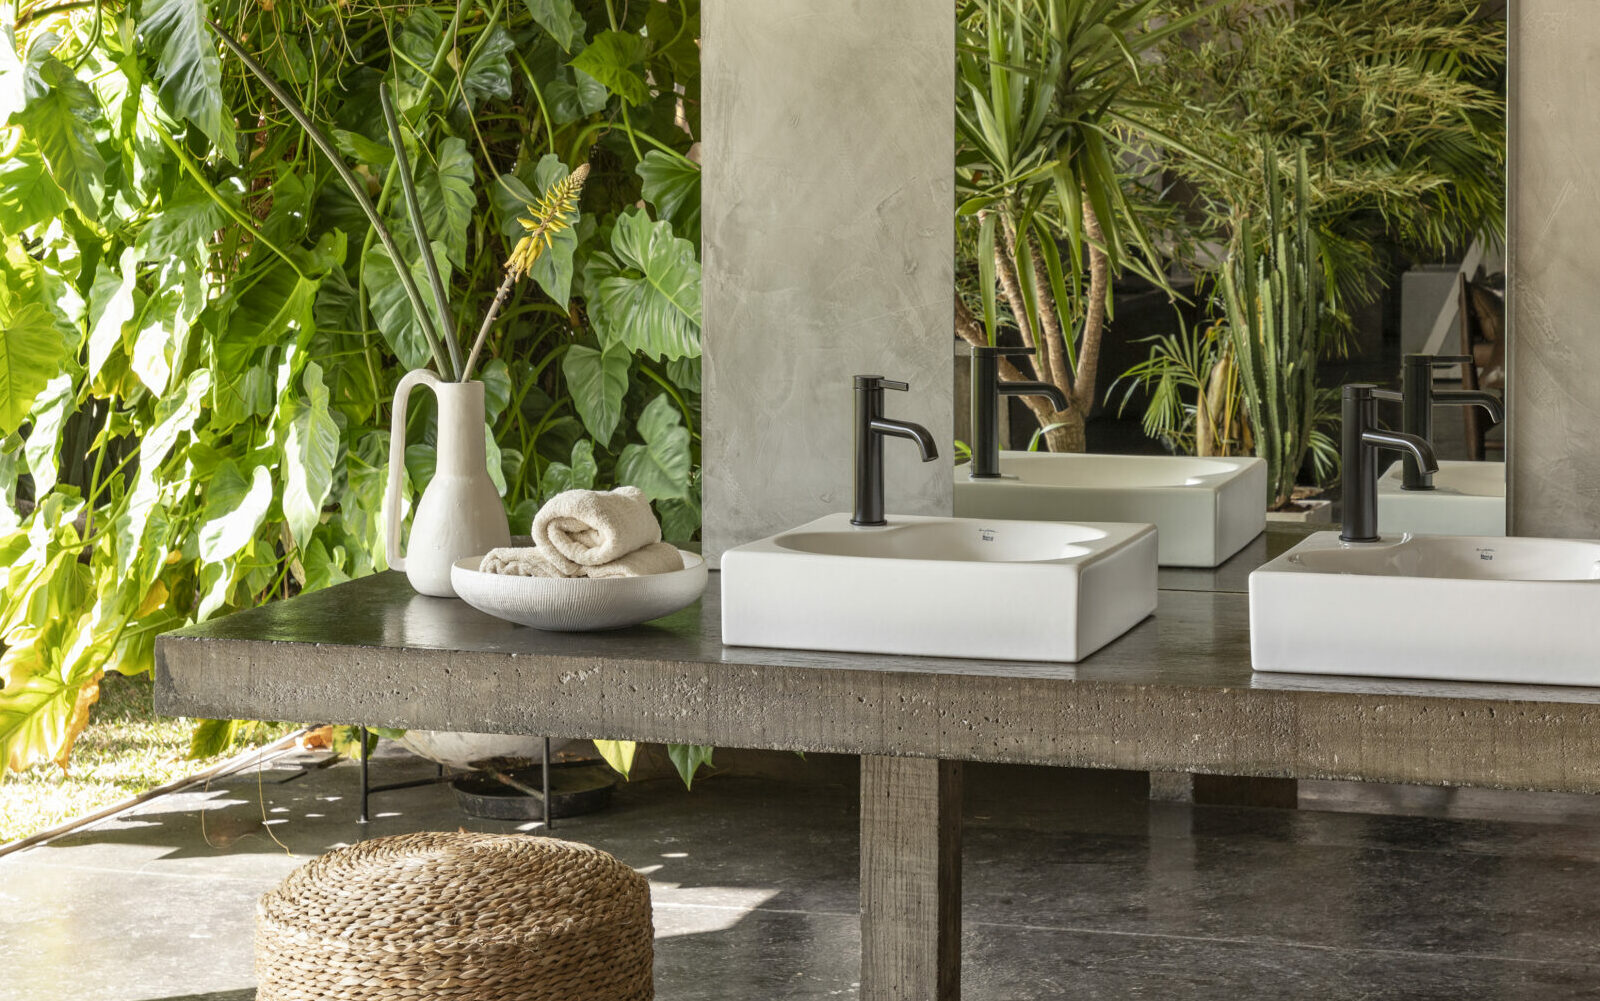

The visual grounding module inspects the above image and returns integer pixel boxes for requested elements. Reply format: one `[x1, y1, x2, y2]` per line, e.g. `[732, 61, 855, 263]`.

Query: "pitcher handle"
[384, 369, 442, 573]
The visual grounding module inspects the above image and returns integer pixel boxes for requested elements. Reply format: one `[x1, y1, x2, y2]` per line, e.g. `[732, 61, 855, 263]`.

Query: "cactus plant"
[1219, 148, 1339, 511]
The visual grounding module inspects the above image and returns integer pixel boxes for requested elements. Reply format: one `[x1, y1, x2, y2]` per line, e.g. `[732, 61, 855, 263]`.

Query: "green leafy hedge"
[0, 0, 702, 772]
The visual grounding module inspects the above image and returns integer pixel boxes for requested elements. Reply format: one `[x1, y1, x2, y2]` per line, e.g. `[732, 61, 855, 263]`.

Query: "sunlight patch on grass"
[0, 673, 288, 844]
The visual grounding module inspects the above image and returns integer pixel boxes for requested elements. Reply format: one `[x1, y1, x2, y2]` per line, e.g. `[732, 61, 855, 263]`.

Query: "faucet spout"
[1361, 429, 1439, 476]
[999, 380, 1069, 412]
[1343, 383, 1447, 543]
[1433, 389, 1505, 425]
[969, 346, 1070, 477]
[869, 417, 939, 462]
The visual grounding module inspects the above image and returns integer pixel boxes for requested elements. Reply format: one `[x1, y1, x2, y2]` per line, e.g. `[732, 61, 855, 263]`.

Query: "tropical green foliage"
[953, 0, 1206, 452]
[1118, 0, 1503, 499]
[1141, 0, 1506, 302]
[1114, 316, 1248, 460]
[0, 0, 703, 775]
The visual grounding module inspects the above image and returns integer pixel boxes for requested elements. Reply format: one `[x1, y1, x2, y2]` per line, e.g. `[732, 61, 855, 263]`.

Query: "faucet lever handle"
[854, 375, 909, 392]
[1425, 354, 1473, 367]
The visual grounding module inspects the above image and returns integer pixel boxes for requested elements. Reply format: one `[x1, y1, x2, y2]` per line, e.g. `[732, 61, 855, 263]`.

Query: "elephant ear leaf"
[415, 136, 475, 269]
[363, 242, 445, 370]
[0, 292, 66, 436]
[282, 362, 340, 549]
[584, 208, 700, 362]
[561, 343, 630, 445]
[140, 0, 237, 156]
[523, 0, 586, 52]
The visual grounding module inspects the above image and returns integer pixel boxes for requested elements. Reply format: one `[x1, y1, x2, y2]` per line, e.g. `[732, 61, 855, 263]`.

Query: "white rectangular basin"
[1251, 532, 1600, 686]
[1377, 460, 1505, 536]
[721, 513, 1157, 662]
[954, 452, 1265, 568]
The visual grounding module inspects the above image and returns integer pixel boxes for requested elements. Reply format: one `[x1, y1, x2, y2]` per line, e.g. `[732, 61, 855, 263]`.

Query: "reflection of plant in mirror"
[1114, 317, 1249, 460]
[1219, 150, 1340, 511]
[1140, 0, 1505, 304]
[953, 0, 1208, 453]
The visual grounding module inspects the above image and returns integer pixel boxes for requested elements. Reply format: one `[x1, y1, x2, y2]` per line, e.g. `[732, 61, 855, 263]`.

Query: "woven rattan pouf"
[255, 831, 653, 1001]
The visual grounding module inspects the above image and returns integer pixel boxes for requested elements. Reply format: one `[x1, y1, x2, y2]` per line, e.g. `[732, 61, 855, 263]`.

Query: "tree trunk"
[1043, 409, 1086, 453]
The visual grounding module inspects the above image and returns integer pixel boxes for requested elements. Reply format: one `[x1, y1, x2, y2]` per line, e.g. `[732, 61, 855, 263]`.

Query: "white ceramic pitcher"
[384, 370, 511, 597]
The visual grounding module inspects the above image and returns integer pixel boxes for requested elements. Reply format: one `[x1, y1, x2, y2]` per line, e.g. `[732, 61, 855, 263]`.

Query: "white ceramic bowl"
[450, 549, 707, 631]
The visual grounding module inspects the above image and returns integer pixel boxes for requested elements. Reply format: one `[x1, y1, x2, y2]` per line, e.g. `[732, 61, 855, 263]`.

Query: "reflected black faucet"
[853, 375, 939, 527]
[1370, 354, 1504, 490]
[968, 346, 1070, 478]
[1342, 383, 1440, 543]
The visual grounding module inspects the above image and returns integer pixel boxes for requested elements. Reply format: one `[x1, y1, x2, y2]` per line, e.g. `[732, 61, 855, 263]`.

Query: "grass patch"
[0, 673, 288, 844]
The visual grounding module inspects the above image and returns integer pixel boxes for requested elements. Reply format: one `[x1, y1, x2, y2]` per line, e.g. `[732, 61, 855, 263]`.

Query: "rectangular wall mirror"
[949, 0, 1508, 568]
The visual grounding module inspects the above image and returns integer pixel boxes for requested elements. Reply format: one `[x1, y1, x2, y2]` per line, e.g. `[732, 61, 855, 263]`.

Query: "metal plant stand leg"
[543, 736, 552, 830]
[359, 725, 370, 824]
[356, 726, 450, 824]
[860, 756, 963, 1001]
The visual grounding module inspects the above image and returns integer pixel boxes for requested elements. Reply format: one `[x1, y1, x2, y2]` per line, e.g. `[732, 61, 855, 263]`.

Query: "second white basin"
[1376, 460, 1505, 536]
[1251, 532, 1600, 685]
[721, 513, 1157, 662]
[954, 452, 1265, 568]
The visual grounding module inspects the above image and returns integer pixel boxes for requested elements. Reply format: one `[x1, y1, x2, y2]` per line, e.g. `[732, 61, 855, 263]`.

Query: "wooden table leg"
[860, 755, 962, 1001]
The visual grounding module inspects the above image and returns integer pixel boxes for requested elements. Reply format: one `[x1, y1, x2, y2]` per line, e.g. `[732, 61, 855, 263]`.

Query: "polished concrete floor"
[3, 746, 1599, 1000]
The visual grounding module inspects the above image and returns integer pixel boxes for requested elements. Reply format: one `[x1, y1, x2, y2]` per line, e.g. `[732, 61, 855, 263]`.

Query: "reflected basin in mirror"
[954, 452, 1266, 568]
[722, 513, 1157, 662]
[1251, 532, 1600, 686]
[1376, 459, 1506, 537]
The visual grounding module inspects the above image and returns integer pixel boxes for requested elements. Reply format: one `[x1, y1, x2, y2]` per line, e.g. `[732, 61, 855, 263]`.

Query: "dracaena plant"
[953, 0, 1217, 453]
[0, 0, 708, 783]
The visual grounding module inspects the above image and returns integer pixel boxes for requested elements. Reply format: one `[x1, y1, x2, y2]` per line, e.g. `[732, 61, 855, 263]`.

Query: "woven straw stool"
[255, 831, 653, 1000]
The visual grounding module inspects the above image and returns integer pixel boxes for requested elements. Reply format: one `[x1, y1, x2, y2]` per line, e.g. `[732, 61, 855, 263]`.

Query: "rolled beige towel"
[532, 486, 661, 575]
[584, 542, 685, 579]
[479, 547, 572, 578]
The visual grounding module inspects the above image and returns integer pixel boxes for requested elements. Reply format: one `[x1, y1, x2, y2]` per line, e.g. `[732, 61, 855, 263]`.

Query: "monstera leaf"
[584, 208, 700, 362]
[569, 30, 648, 106]
[140, 0, 236, 155]
[615, 393, 690, 502]
[198, 461, 273, 563]
[637, 152, 701, 244]
[16, 57, 105, 218]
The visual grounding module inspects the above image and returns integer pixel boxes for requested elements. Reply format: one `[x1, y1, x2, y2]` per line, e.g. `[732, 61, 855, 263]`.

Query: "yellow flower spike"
[505, 163, 592, 280]
[466, 161, 593, 380]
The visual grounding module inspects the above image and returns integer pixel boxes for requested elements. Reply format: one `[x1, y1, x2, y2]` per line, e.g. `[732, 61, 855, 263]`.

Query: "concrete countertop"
[156, 527, 1600, 795]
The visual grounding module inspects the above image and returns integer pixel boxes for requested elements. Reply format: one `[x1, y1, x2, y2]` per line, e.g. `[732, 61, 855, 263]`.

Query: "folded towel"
[532, 486, 661, 575]
[583, 542, 685, 579]
[479, 547, 572, 578]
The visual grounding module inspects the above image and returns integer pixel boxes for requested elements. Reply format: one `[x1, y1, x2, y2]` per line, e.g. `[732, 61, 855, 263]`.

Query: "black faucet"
[853, 375, 939, 527]
[1369, 354, 1504, 490]
[967, 346, 1070, 478]
[1341, 384, 1440, 543]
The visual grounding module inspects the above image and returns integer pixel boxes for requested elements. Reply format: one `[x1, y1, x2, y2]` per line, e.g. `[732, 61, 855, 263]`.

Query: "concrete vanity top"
[156, 526, 1600, 795]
